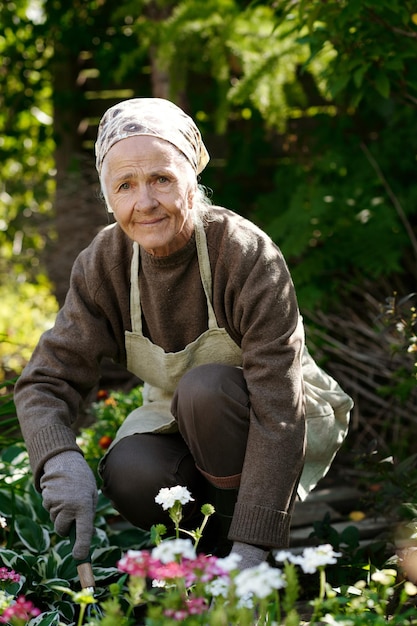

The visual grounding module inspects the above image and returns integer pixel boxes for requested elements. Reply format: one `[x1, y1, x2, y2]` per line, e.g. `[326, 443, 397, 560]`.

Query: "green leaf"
[350, 89, 363, 109]
[374, 71, 390, 98]
[0, 489, 15, 516]
[340, 525, 360, 549]
[0, 548, 34, 576]
[1, 443, 28, 464]
[28, 611, 62, 626]
[90, 565, 120, 582]
[92, 546, 122, 568]
[15, 515, 50, 553]
[329, 73, 351, 97]
[56, 553, 77, 581]
[353, 64, 369, 88]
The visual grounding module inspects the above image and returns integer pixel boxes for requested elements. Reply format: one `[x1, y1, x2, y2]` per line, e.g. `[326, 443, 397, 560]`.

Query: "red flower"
[98, 435, 113, 450]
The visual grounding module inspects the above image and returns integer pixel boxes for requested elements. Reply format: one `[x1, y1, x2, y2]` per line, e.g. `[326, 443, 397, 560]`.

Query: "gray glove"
[40, 451, 98, 560]
[230, 541, 269, 570]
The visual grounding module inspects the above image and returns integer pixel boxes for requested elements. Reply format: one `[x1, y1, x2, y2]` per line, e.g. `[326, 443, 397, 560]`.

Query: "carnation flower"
[183, 553, 226, 586]
[205, 576, 231, 598]
[216, 552, 242, 572]
[149, 560, 187, 580]
[163, 595, 208, 620]
[117, 550, 155, 577]
[151, 538, 196, 564]
[274, 549, 296, 564]
[155, 486, 194, 510]
[0, 568, 20, 583]
[234, 562, 286, 599]
[296, 544, 341, 574]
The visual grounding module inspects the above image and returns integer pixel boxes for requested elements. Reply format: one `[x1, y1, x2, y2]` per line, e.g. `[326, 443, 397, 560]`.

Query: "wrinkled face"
[101, 135, 197, 257]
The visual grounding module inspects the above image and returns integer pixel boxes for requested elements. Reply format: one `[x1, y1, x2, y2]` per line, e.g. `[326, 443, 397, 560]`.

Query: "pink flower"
[149, 560, 187, 580]
[0, 567, 20, 583]
[184, 554, 226, 586]
[0, 595, 41, 623]
[163, 595, 208, 620]
[164, 608, 188, 620]
[117, 550, 156, 577]
[187, 595, 208, 615]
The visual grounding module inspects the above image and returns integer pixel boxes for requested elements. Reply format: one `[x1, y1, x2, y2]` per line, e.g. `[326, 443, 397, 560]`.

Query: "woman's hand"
[40, 451, 98, 560]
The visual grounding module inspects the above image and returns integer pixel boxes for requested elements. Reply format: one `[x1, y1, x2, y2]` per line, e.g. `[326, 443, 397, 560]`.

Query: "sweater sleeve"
[210, 213, 306, 548]
[14, 230, 129, 489]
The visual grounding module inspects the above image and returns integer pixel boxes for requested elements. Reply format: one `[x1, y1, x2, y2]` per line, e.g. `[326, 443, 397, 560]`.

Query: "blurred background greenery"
[1, 0, 417, 458]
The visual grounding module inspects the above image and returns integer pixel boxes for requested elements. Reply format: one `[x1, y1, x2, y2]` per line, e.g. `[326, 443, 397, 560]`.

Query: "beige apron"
[106, 215, 352, 501]
[109, 215, 243, 447]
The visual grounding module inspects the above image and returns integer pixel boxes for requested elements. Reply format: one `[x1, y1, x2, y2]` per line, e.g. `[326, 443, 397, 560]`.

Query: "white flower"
[152, 579, 166, 588]
[237, 592, 254, 609]
[0, 516, 7, 529]
[234, 562, 286, 599]
[297, 544, 341, 574]
[151, 538, 196, 563]
[155, 486, 194, 511]
[216, 552, 242, 572]
[274, 549, 296, 563]
[205, 577, 230, 598]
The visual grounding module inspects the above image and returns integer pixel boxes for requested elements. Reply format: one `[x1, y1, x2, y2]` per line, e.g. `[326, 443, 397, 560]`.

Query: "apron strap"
[130, 242, 143, 334]
[193, 215, 218, 331]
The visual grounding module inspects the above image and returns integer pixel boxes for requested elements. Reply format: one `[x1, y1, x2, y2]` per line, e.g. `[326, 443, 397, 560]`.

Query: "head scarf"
[95, 97, 210, 176]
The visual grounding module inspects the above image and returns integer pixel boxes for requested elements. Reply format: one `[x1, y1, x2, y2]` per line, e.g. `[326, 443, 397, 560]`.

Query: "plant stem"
[77, 603, 86, 626]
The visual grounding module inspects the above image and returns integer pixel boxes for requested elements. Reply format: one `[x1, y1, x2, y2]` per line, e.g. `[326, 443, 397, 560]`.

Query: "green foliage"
[290, 0, 417, 109]
[0, 280, 58, 377]
[359, 452, 417, 523]
[77, 386, 144, 479]
[0, 379, 20, 448]
[253, 98, 417, 308]
[0, 442, 149, 622]
[2, 382, 417, 623]
[0, 0, 55, 284]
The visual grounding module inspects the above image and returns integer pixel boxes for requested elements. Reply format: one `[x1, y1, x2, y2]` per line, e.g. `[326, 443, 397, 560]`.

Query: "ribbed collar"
[139, 231, 197, 270]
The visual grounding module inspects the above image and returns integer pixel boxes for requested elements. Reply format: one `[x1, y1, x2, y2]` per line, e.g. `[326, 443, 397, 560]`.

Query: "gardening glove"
[40, 450, 98, 560]
[230, 541, 269, 570]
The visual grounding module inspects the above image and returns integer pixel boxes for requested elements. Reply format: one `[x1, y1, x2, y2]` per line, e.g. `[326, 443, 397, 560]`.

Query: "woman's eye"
[119, 182, 130, 191]
[157, 176, 169, 184]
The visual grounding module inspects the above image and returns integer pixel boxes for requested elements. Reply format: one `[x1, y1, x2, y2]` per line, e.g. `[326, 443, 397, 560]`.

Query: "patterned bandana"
[95, 98, 210, 176]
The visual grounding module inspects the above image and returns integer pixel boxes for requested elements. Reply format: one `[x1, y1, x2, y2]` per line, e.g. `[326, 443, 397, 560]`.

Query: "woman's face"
[101, 135, 197, 257]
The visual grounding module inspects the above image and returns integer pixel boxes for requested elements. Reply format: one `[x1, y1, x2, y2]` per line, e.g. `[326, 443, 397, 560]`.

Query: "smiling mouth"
[136, 217, 165, 226]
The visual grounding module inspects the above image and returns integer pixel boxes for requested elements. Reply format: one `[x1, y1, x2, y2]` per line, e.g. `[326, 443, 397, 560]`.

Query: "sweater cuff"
[27, 423, 83, 491]
[228, 502, 292, 549]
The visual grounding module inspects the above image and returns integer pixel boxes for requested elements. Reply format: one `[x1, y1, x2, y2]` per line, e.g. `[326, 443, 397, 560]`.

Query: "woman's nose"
[134, 184, 157, 210]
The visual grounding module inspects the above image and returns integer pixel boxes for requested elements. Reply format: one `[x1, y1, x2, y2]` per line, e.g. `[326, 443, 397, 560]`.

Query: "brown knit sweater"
[14, 206, 305, 548]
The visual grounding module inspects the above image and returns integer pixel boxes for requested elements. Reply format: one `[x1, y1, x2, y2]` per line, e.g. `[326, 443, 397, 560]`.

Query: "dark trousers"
[100, 364, 250, 530]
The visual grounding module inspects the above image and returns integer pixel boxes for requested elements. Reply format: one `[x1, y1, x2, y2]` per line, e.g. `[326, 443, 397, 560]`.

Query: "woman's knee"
[171, 364, 250, 478]
[173, 364, 249, 418]
[100, 433, 202, 529]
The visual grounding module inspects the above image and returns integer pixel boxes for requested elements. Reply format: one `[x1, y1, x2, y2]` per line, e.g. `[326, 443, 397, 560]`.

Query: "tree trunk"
[45, 47, 109, 307]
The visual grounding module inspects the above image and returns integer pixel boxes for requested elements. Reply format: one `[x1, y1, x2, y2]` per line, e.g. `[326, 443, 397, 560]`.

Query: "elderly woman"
[14, 98, 306, 570]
